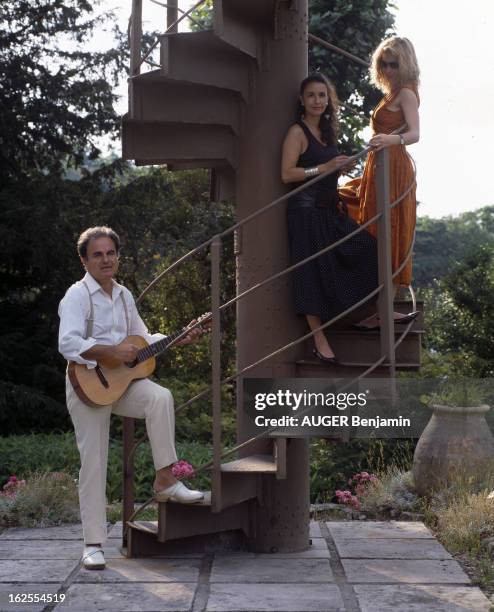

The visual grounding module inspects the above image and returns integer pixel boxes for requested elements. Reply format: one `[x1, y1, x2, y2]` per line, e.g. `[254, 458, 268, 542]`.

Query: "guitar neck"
[136, 328, 185, 363]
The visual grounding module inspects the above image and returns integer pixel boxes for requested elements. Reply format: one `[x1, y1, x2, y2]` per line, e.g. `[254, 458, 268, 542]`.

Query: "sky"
[100, 0, 494, 219]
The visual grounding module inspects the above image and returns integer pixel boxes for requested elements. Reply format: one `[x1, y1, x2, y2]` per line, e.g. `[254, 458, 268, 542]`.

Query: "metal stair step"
[128, 72, 241, 133]
[156, 496, 250, 544]
[296, 361, 421, 378]
[122, 117, 237, 168]
[297, 359, 421, 369]
[220, 453, 276, 473]
[127, 520, 158, 536]
[319, 329, 422, 364]
[161, 30, 253, 100]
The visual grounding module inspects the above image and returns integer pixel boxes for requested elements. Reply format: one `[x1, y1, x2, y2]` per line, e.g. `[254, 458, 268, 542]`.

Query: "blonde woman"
[340, 36, 420, 329]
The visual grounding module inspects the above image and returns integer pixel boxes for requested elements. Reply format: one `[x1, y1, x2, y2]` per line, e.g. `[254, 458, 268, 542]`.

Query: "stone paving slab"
[74, 558, 201, 583]
[206, 583, 345, 612]
[58, 582, 195, 611]
[342, 559, 470, 584]
[327, 521, 433, 540]
[334, 538, 452, 560]
[0, 559, 79, 583]
[101, 545, 126, 559]
[107, 522, 123, 540]
[0, 540, 84, 560]
[0, 584, 62, 612]
[354, 584, 491, 611]
[0, 524, 83, 540]
[214, 537, 330, 559]
[211, 557, 333, 583]
[0, 539, 125, 561]
[309, 521, 322, 538]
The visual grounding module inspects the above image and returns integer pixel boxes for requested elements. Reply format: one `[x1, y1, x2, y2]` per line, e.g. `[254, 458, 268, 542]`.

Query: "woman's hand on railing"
[368, 133, 400, 150]
[319, 155, 352, 175]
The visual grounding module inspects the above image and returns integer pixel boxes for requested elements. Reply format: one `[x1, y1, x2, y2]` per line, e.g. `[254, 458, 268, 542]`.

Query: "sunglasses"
[379, 60, 399, 70]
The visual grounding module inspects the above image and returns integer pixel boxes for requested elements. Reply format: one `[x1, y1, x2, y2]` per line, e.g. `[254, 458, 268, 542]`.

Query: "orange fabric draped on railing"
[339, 85, 419, 286]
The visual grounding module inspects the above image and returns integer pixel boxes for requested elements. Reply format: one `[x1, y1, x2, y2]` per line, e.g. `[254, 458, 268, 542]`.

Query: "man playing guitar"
[58, 226, 204, 570]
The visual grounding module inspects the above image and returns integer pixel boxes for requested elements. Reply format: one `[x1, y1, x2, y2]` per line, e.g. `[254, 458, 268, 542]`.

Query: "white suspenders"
[81, 280, 130, 340]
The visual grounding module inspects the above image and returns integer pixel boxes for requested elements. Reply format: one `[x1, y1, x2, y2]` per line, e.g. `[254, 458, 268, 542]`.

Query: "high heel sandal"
[394, 311, 419, 324]
[312, 348, 339, 365]
[353, 311, 419, 331]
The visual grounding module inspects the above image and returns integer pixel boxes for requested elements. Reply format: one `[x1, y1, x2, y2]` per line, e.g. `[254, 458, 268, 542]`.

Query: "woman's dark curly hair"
[296, 73, 339, 146]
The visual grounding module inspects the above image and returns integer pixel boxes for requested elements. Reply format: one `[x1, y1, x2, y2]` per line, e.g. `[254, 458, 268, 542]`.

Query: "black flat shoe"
[313, 348, 339, 364]
[395, 311, 419, 324]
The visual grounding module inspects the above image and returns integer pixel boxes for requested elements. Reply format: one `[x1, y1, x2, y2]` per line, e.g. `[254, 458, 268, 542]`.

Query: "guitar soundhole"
[125, 359, 138, 369]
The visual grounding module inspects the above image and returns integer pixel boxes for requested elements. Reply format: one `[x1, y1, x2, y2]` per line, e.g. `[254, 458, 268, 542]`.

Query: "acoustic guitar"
[68, 313, 211, 407]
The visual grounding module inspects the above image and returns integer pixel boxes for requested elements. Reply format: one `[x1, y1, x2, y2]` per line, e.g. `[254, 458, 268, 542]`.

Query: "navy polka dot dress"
[287, 121, 378, 322]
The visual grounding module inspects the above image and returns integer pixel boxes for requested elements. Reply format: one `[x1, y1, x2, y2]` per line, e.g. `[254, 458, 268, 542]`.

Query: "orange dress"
[339, 86, 419, 286]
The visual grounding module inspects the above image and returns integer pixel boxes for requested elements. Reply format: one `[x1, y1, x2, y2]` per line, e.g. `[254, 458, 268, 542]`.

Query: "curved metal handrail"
[148, 0, 202, 28]
[308, 33, 369, 68]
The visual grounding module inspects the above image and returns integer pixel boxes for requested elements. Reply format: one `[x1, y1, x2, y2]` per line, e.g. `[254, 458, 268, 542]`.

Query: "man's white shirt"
[58, 272, 165, 368]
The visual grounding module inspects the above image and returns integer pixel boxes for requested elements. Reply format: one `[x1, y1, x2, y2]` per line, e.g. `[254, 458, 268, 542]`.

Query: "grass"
[425, 468, 494, 598]
[106, 502, 158, 524]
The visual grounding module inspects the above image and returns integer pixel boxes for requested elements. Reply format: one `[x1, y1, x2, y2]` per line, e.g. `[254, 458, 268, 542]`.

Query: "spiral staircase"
[121, 0, 422, 556]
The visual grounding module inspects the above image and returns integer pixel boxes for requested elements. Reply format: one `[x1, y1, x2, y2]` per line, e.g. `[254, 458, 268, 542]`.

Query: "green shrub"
[0, 432, 80, 486]
[0, 472, 79, 528]
[310, 438, 415, 503]
[360, 469, 420, 516]
[0, 433, 212, 503]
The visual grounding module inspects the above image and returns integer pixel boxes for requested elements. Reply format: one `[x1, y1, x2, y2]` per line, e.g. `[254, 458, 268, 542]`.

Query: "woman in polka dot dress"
[281, 74, 378, 363]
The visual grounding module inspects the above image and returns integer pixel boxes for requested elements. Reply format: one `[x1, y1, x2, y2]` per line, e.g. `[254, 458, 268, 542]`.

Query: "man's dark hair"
[77, 226, 121, 259]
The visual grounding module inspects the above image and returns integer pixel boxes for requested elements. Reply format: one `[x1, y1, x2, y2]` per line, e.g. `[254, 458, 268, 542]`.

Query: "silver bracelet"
[304, 166, 319, 178]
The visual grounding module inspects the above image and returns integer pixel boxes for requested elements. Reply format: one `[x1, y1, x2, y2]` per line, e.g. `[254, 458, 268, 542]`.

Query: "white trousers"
[66, 376, 178, 545]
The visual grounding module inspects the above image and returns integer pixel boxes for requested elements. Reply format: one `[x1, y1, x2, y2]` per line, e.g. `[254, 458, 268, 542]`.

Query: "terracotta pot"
[412, 404, 494, 496]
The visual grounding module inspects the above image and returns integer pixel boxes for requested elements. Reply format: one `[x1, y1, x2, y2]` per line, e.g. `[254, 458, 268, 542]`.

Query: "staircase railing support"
[375, 148, 396, 379]
[122, 417, 135, 546]
[211, 235, 222, 512]
[167, 0, 178, 32]
[130, 0, 143, 77]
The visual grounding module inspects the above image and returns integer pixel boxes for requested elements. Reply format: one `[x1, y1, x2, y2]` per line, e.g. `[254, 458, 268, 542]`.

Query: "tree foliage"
[422, 243, 494, 377]
[0, 0, 128, 432]
[0, 0, 126, 179]
[308, 0, 394, 153]
[414, 206, 494, 287]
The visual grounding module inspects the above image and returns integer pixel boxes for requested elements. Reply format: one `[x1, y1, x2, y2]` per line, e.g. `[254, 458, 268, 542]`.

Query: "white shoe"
[82, 546, 105, 570]
[154, 481, 204, 503]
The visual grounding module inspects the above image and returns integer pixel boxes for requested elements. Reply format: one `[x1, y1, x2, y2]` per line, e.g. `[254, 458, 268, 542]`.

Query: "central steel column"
[235, 0, 309, 553]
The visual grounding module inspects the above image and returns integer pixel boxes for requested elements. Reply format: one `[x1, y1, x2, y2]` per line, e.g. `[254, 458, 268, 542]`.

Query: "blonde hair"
[370, 36, 420, 94]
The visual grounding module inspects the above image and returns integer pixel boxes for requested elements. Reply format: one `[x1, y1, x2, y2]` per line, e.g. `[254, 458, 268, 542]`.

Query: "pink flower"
[171, 460, 195, 480]
[1, 475, 26, 498]
[49, 472, 67, 481]
[335, 489, 360, 509]
[349, 471, 379, 488]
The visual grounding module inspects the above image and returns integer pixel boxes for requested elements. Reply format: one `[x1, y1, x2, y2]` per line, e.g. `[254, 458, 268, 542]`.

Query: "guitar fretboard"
[136, 328, 185, 363]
